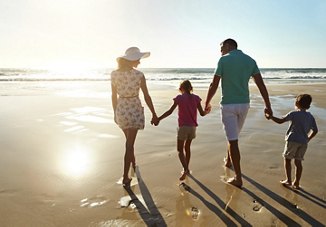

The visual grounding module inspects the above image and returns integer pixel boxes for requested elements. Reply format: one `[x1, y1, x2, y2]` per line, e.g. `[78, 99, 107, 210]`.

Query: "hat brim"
[117, 52, 150, 61]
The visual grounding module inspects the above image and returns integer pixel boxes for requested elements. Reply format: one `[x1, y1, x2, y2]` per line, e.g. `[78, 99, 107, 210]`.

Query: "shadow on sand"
[186, 174, 252, 227]
[242, 173, 324, 226]
[123, 166, 167, 227]
[290, 187, 326, 209]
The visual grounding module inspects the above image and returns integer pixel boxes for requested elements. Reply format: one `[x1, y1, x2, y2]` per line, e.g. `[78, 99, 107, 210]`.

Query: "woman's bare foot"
[179, 170, 189, 181]
[224, 157, 232, 168]
[122, 177, 132, 187]
[227, 177, 242, 188]
[280, 180, 292, 187]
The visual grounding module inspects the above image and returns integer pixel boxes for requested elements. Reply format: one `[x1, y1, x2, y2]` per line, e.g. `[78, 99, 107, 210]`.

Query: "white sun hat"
[117, 47, 150, 61]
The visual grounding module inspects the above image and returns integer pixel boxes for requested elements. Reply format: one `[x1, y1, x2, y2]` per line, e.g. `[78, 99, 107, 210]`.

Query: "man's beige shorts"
[177, 126, 196, 141]
[221, 103, 250, 141]
[283, 141, 307, 161]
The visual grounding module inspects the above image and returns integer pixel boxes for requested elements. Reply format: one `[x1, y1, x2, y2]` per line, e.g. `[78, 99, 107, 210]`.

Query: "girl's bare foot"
[280, 180, 291, 187]
[179, 170, 189, 181]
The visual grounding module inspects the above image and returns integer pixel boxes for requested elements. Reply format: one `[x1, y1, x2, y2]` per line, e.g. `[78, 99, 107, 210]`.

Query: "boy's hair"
[179, 80, 193, 93]
[296, 94, 312, 109]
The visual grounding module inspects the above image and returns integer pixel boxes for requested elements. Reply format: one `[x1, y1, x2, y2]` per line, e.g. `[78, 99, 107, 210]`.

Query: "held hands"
[204, 103, 212, 115]
[264, 107, 273, 120]
[151, 115, 160, 126]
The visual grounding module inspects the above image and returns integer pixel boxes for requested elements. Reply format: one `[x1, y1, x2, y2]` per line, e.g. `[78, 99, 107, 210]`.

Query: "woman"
[111, 47, 158, 187]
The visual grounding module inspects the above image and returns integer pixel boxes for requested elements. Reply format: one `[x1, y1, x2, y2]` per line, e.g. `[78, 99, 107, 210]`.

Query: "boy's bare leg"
[293, 159, 302, 189]
[227, 140, 242, 187]
[280, 158, 292, 186]
[177, 140, 189, 180]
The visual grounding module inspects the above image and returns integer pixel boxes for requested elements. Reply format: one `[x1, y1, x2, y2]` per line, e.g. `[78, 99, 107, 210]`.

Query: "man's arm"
[205, 75, 220, 111]
[253, 73, 272, 116]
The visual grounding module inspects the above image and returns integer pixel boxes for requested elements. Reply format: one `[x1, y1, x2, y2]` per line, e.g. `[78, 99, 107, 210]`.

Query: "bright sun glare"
[61, 146, 92, 178]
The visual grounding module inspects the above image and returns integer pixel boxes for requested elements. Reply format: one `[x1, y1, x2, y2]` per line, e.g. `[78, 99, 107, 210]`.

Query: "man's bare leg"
[227, 140, 242, 187]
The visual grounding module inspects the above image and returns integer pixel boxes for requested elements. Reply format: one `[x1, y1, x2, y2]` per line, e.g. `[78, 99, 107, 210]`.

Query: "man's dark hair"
[296, 94, 312, 109]
[221, 38, 238, 49]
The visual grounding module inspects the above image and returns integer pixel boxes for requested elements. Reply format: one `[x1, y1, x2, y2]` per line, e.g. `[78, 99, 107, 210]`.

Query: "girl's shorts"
[177, 126, 196, 140]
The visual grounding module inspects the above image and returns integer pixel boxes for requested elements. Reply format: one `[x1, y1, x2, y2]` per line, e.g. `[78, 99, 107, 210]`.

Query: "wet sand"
[0, 81, 325, 226]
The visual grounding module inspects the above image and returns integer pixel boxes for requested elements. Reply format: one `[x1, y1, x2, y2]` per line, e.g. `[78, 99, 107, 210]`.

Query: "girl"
[157, 80, 209, 180]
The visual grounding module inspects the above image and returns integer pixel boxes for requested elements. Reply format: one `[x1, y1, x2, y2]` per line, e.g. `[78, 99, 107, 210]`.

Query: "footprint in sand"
[80, 196, 108, 208]
[191, 207, 200, 220]
[252, 200, 263, 212]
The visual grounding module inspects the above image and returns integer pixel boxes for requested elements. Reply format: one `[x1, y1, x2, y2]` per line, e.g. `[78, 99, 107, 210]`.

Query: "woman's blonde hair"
[117, 58, 133, 69]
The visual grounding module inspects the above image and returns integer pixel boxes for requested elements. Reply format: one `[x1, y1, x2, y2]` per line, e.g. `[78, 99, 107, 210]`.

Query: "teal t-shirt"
[214, 50, 260, 104]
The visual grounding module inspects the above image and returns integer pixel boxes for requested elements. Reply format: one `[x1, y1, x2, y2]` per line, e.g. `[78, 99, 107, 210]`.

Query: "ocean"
[1, 68, 326, 91]
[1, 68, 326, 82]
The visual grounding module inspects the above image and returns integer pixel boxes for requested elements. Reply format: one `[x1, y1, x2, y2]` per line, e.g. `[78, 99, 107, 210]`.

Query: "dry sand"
[0, 81, 325, 226]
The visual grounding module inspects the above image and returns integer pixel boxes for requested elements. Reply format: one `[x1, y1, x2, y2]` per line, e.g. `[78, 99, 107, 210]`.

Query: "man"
[205, 38, 272, 188]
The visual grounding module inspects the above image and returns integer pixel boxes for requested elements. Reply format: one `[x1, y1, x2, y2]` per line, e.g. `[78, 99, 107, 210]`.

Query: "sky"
[0, 0, 325, 69]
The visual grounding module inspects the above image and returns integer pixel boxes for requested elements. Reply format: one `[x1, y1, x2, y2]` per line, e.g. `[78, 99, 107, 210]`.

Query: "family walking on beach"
[110, 39, 318, 189]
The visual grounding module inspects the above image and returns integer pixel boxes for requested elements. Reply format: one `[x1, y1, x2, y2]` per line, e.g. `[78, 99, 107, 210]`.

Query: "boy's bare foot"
[292, 183, 301, 190]
[227, 177, 242, 188]
[179, 170, 189, 181]
[122, 178, 132, 187]
[224, 157, 232, 168]
[280, 180, 291, 187]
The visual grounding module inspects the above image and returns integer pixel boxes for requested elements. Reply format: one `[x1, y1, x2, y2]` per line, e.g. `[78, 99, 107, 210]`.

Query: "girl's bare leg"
[177, 139, 188, 180]
[184, 139, 192, 170]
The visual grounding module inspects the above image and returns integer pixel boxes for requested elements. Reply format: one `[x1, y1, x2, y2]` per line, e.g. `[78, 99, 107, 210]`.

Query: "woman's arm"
[111, 82, 118, 123]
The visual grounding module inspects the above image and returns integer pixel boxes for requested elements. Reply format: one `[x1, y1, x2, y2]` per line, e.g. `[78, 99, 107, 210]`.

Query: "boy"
[266, 94, 318, 189]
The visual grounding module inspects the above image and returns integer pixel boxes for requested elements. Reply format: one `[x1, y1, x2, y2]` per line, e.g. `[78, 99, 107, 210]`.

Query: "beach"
[0, 80, 325, 226]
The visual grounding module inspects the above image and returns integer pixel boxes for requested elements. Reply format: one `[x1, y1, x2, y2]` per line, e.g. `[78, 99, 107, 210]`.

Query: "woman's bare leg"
[122, 128, 138, 185]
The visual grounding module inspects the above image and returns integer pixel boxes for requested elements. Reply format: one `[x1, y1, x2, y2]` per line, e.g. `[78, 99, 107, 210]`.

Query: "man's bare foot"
[280, 180, 292, 187]
[224, 157, 232, 168]
[132, 156, 136, 170]
[179, 170, 189, 181]
[227, 177, 242, 188]
[122, 178, 132, 187]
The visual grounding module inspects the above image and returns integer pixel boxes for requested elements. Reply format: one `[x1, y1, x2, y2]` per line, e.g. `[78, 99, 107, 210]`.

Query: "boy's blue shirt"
[284, 110, 318, 144]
